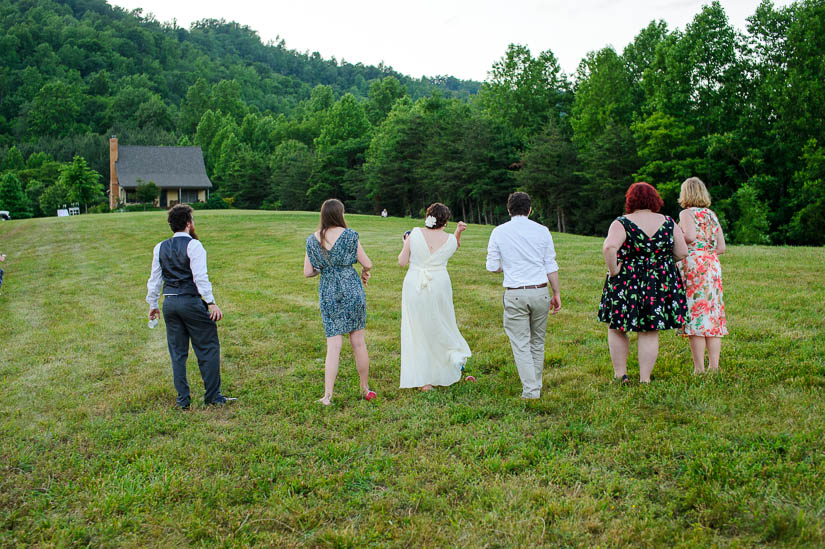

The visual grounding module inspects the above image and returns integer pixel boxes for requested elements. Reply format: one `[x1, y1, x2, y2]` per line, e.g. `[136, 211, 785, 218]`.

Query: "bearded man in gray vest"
[486, 192, 562, 399]
[146, 204, 236, 409]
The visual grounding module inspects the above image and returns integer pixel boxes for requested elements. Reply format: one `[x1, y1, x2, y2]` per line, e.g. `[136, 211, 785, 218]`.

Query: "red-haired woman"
[598, 182, 689, 383]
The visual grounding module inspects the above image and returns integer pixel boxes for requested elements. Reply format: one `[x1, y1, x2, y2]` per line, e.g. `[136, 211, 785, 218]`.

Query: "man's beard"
[189, 228, 199, 240]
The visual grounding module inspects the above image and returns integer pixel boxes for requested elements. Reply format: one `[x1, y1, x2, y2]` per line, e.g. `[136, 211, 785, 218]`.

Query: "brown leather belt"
[506, 283, 548, 290]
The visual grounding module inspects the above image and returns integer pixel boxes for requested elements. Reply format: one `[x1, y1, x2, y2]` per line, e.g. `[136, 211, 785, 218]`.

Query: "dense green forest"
[0, 0, 823, 245]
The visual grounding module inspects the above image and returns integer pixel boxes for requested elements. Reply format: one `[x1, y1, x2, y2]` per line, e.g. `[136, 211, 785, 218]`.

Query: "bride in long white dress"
[398, 203, 472, 390]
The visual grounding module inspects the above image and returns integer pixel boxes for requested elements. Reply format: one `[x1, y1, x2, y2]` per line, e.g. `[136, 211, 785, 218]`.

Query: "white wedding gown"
[400, 228, 472, 388]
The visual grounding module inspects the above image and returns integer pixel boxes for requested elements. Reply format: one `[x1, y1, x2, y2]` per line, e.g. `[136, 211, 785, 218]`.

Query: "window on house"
[180, 189, 200, 203]
[125, 189, 138, 203]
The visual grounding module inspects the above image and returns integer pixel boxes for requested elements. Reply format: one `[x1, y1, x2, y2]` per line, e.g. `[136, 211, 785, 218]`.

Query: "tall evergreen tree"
[0, 172, 32, 219]
[477, 44, 571, 143]
[39, 181, 71, 217]
[270, 140, 313, 211]
[1, 146, 25, 172]
[59, 155, 102, 213]
[516, 121, 578, 232]
[179, 78, 212, 135]
[366, 76, 406, 125]
[308, 94, 371, 208]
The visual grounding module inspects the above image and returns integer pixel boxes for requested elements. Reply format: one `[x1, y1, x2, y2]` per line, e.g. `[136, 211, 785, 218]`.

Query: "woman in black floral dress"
[598, 182, 689, 383]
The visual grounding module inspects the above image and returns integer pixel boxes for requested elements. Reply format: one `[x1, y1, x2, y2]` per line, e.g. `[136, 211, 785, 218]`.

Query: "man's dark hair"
[168, 204, 193, 232]
[507, 192, 531, 216]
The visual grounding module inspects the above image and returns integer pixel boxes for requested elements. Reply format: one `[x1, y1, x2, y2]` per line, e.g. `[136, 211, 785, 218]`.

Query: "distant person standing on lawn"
[146, 204, 236, 410]
[0, 252, 6, 289]
[304, 198, 376, 405]
[486, 192, 562, 400]
[677, 177, 727, 374]
[598, 182, 688, 384]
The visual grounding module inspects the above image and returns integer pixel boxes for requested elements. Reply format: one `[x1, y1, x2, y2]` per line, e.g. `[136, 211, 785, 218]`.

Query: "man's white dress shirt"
[486, 216, 559, 288]
[146, 232, 214, 308]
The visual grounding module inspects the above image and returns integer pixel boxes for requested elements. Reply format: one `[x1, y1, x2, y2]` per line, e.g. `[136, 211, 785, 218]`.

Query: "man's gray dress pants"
[162, 295, 222, 407]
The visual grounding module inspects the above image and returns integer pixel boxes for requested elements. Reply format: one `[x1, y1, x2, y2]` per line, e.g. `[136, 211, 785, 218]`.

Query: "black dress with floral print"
[598, 216, 687, 332]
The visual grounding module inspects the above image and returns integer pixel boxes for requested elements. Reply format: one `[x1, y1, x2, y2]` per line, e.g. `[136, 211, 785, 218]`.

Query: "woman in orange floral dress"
[677, 177, 727, 374]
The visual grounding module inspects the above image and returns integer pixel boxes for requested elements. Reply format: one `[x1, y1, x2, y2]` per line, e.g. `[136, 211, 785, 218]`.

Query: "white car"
[0, 211, 9, 221]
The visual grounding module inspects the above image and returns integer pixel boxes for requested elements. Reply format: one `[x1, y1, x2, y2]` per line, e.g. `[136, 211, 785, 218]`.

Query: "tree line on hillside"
[0, 0, 823, 246]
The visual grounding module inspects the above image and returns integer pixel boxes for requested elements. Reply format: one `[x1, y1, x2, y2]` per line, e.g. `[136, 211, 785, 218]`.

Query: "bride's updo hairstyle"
[425, 203, 451, 229]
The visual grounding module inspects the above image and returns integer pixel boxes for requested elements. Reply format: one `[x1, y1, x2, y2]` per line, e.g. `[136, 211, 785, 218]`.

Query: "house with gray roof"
[108, 137, 213, 209]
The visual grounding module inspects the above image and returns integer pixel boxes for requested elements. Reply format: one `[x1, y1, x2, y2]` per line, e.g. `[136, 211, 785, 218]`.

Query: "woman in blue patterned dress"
[598, 182, 689, 384]
[304, 199, 376, 405]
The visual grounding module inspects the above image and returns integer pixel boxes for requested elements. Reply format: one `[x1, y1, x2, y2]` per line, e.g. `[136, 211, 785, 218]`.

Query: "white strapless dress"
[399, 228, 471, 388]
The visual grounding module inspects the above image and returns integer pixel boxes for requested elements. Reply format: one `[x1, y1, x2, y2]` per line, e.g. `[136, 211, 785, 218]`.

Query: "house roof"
[115, 146, 213, 189]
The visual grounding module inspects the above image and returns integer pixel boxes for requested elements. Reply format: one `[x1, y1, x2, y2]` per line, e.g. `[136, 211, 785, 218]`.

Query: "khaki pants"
[503, 287, 551, 398]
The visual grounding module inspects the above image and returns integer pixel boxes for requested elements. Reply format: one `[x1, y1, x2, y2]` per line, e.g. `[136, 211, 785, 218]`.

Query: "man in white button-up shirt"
[486, 192, 561, 399]
[146, 204, 235, 409]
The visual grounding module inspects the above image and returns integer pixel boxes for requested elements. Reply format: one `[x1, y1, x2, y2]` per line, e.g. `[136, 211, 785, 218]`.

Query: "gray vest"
[159, 236, 199, 296]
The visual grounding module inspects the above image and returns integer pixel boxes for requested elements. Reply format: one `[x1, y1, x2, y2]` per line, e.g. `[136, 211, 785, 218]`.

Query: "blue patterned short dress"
[306, 228, 367, 337]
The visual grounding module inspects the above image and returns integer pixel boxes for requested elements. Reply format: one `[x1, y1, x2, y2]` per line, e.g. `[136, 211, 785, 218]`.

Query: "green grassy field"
[1, 210, 824, 547]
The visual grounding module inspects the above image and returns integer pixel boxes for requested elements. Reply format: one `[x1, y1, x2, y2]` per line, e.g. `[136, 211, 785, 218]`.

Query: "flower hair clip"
[425, 215, 437, 228]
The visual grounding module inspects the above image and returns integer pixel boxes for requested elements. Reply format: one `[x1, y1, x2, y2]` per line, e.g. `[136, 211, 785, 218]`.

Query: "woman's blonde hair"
[679, 177, 712, 208]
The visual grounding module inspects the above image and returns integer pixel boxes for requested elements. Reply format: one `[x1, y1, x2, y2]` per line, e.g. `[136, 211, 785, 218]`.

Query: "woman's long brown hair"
[319, 199, 347, 246]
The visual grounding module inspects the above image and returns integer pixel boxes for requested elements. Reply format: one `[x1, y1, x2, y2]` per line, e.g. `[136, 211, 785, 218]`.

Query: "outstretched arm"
[454, 221, 467, 247]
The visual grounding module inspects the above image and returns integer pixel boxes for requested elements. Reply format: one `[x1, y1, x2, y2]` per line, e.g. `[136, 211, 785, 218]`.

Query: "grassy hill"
[1, 210, 824, 546]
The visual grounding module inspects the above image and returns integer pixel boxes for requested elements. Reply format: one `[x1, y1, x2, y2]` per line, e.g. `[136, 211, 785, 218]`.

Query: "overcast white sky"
[108, 0, 793, 81]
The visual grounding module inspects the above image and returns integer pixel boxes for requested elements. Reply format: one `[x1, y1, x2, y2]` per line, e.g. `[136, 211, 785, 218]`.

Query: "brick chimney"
[109, 136, 119, 209]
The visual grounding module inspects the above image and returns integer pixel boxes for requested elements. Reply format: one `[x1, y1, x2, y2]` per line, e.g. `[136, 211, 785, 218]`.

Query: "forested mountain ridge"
[1, 0, 824, 246]
[0, 0, 479, 128]
[0, 0, 478, 219]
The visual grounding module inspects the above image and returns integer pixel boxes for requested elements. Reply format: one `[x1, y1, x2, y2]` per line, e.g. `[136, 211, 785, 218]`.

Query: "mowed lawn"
[1, 210, 824, 547]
